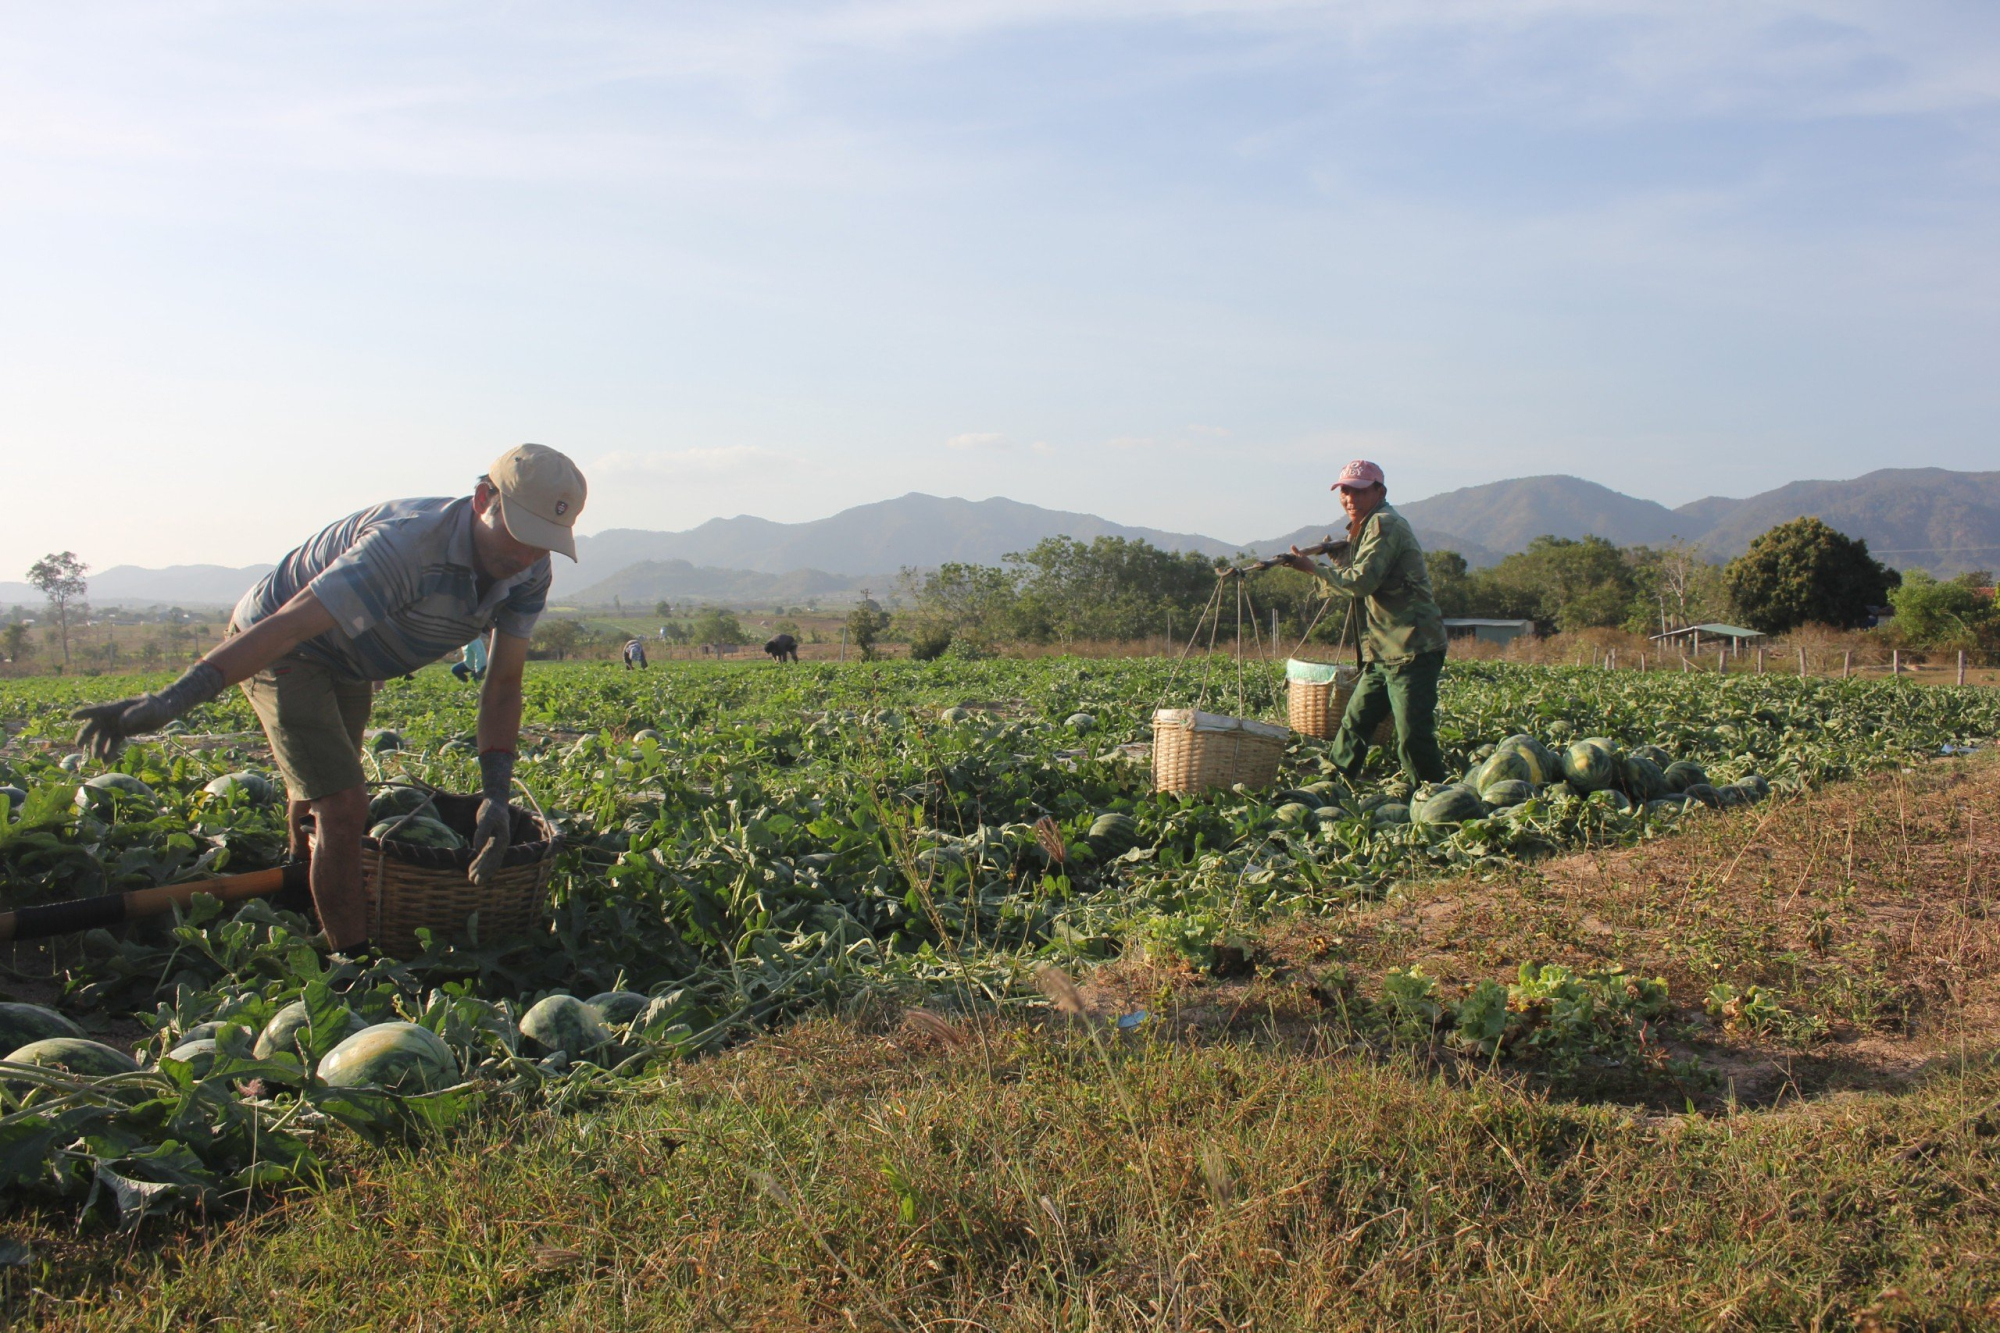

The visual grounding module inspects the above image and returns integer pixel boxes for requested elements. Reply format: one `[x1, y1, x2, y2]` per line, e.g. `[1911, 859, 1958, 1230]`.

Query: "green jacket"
[1313, 503, 1448, 663]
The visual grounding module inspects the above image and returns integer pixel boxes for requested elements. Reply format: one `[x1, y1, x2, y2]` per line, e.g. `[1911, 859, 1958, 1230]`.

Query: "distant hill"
[18, 469, 1998, 611]
[560, 560, 872, 607]
[0, 564, 271, 610]
[1394, 476, 1698, 555]
[1674, 468, 2000, 574]
[572, 493, 1239, 582]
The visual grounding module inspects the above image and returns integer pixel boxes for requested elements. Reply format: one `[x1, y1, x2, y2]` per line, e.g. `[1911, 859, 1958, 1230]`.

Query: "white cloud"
[1030, 439, 1055, 455]
[946, 431, 1008, 450]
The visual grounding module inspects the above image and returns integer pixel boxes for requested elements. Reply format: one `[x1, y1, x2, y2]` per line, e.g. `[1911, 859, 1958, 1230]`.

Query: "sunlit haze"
[4, 1, 1996, 575]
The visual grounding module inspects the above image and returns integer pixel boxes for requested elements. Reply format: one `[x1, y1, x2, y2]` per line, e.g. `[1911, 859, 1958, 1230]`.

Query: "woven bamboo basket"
[362, 790, 560, 958]
[1285, 659, 1396, 748]
[1152, 708, 1289, 794]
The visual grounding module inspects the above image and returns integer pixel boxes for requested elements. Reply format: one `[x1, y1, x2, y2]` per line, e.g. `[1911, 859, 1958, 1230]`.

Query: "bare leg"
[286, 799, 314, 861]
[306, 784, 371, 949]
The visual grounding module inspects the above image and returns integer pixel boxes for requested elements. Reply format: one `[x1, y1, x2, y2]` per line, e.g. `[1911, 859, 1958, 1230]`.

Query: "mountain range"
[7, 468, 1995, 609]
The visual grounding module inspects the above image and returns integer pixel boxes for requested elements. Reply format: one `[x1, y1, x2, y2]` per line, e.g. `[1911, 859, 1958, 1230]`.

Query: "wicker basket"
[1285, 659, 1396, 748]
[1152, 708, 1290, 794]
[362, 790, 560, 958]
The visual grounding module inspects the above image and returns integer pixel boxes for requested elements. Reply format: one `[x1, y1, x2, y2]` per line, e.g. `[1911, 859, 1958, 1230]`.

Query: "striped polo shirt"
[231, 497, 550, 682]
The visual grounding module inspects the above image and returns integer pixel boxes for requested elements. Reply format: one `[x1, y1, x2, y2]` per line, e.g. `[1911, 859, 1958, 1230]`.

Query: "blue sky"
[3, 1, 1996, 574]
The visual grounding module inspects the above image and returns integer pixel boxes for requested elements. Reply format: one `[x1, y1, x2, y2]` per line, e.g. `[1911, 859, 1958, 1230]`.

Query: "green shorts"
[240, 656, 374, 802]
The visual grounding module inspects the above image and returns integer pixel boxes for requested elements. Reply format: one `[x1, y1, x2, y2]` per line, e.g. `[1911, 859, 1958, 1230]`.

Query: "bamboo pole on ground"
[1799, 646, 1807, 676]
[1843, 650, 1852, 679]
[1892, 649, 1900, 677]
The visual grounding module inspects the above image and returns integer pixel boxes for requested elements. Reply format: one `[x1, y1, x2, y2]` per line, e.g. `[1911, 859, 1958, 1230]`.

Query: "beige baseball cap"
[488, 444, 587, 560]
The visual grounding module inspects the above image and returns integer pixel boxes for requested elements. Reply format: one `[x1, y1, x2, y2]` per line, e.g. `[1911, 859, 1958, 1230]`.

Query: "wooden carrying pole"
[0, 862, 307, 944]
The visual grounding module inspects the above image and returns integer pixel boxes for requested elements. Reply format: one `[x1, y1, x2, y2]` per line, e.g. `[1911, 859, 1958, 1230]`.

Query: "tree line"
[898, 520, 1998, 657]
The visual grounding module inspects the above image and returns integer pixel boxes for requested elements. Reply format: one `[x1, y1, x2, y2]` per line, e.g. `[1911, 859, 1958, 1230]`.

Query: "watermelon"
[632, 729, 665, 744]
[519, 995, 615, 1060]
[1586, 789, 1633, 814]
[1646, 796, 1692, 820]
[1630, 744, 1673, 769]
[1544, 719, 1574, 741]
[367, 816, 466, 850]
[1415, 785, 1487, 825]
[254, 1000, 367, 1061]
[1496, 735, 1559, 784]
[1683, 783, 1724, 809]
[1272, 788, 1323, 810]
[0, 785, 27, 814]
[939, 707, 973, 724]
[1371, 802, 1411, 826]
[74, 772, 159, 816]
[367, 730, 403, 753]
[1302, 779, 1346, 802]
[1477, 749, 1536, 792]
[1740, 774, 1771, 798]
[440, 738, 478, 756]
[368, 787, 436, 824]
[1064, 713, 1097, 732]
[1482, 779, 1537, 809]
[1661, 761, 1706, 793]
[1714, 783, 1751, 808]
[1622, 755, 1669, 802]
[0, 1003, 84, 1051]
[59, 753, 85, 773]
[1311, 806, 1347, 827]
[1273, 802, 1312, 826]
[6, 1037, 139, 1078]
[165, 1038, 220, 1078]
[1562, 741, 1618, 793]
[317, 1022, 458, 1093]
[586, 991, 650, 1026]
[203, 770, 279, 804]
[1087, 812, 1140, 858]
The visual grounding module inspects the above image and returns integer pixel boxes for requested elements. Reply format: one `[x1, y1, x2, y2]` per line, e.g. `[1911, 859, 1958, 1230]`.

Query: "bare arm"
[204, 588, 339, 687]
[476, 630, 529, 754]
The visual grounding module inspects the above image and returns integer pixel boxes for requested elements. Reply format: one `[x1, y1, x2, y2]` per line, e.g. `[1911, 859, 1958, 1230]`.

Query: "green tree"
[1884, 569, 1998, 652]
[1477, 536, 1635, 632]
[1008, 536, 1214, 644]
[845, 599, 892, 661]
[1424, 550, 1476, 618]
[534, 618, 587, 660]
[654, 600, 673, 618]
[26, 551, 87, 668]
[690, 606, 747, 650]
[898, 562, 1022, 652]
[1724, 517, 1899, 633]
[1, 621, 29, 663]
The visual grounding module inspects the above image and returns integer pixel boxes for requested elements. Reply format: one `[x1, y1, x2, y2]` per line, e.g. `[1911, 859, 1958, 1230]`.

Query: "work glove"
[468, 749, 516, 886]
[72, 661, 225, 760]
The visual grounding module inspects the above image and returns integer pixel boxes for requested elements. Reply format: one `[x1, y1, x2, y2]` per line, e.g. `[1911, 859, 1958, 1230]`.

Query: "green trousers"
[1329, 649, 1447, 783]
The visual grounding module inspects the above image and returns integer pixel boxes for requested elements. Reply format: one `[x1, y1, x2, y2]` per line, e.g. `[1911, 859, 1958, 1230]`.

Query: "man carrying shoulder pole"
[72, 444, 588, 954]
[1274, 459, 1448, 783]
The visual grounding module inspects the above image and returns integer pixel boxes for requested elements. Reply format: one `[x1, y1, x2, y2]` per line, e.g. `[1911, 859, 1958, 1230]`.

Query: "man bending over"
[74, 444, 588, 953]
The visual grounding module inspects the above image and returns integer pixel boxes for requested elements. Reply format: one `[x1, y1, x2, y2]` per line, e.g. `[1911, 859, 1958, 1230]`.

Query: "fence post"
[1608, 648, 1617, 670]
[1843, 650, 1851, 679]
[1798, 647, 1806, 676]
[1719, 649, 1726, 674]
[1639, 653, 1646, 672]
[1271, 607, 1279, 646]
[1756, 648, 1765, 674]
[839, 628, 847, 662]
[1959, 650, 1966, 686]
[1891, 648, 1899, 677]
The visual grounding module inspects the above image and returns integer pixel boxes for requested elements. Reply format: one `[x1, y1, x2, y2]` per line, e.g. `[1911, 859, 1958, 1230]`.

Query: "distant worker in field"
[72, 444, 588, 954]
[623, 638, 648, 670]
[450, 634, 488, 684]
[1275, 459, 1447, 783]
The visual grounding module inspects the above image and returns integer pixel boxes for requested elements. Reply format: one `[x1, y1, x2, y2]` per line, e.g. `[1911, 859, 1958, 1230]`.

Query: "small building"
[1649, 622, 1766, 658]
[1443, 618, 1536, 647]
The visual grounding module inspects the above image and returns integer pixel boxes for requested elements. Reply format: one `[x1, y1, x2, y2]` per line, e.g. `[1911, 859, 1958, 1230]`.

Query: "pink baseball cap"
[1333, 459, 1385, 491]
